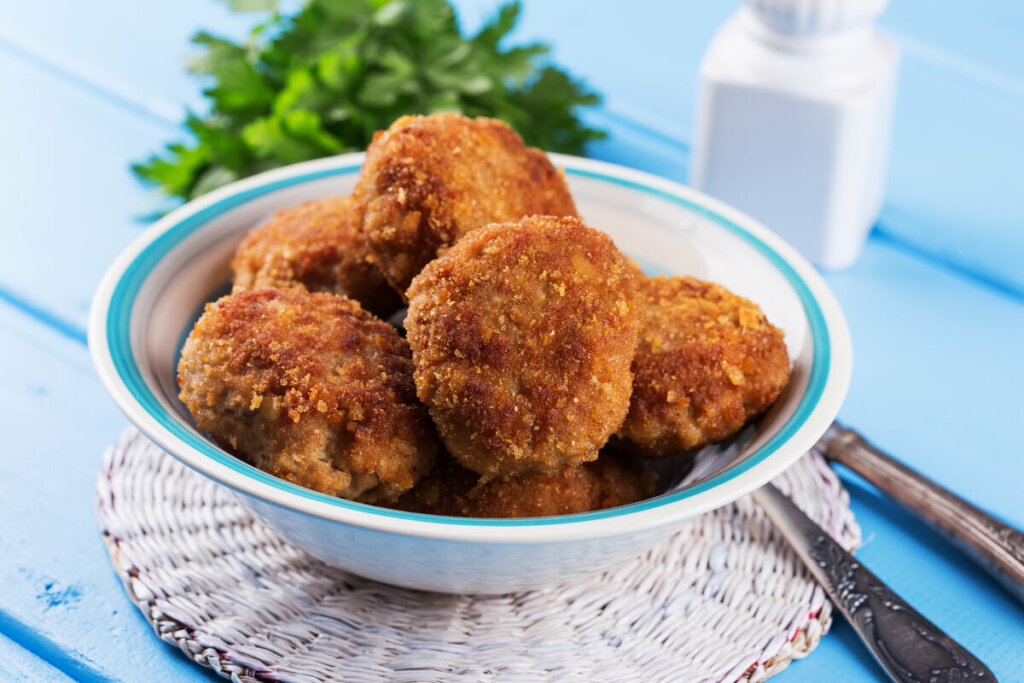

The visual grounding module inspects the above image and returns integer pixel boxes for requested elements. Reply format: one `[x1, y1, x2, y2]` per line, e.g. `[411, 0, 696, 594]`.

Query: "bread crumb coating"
[392, 453, 653, 518]
[406, 215, 641, 479]
[353, 113, 577, 295]
[620, 276, 790, 456]
[178, 288, 437, 502]
[231, 196, 400, 317]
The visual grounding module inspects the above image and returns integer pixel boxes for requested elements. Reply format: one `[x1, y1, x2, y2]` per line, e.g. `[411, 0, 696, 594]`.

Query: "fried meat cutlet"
[177, 288, 437, 502]
[231, 196, 400, 317]
[352, 113, 578, 295]
[406, 215, 642, 480]
[619, 276, 790, 457]
[392, 454, 653, 518]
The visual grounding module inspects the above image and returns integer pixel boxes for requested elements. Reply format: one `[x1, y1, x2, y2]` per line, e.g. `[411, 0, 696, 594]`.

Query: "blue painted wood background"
[0, 1, 1021, 680]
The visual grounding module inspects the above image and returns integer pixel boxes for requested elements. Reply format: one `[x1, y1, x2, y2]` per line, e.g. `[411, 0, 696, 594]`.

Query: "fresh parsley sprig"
[134, 0, 606, 202]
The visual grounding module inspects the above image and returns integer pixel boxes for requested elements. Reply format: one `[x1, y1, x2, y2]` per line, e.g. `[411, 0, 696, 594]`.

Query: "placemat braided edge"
[97, 429, 860, 683]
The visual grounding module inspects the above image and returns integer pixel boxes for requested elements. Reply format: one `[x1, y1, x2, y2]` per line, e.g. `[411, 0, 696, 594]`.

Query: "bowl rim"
[89, 151, 851, 544]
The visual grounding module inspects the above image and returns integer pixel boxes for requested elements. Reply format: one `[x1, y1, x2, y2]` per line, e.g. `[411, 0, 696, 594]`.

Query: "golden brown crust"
[391, 453, 653, 518]
[406, 215, 642, 480]
[231, 196, 401, 317]
[620, 276, 791, 457]
[352, 113, 578, 295]
[177, 288, 437, 502]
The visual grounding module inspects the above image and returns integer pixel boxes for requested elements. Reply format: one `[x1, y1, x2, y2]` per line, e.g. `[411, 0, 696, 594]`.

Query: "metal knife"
[753, 483, 996, 682]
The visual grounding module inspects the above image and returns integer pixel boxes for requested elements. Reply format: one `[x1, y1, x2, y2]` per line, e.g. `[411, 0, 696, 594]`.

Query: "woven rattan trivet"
[97, 429, 860, 682]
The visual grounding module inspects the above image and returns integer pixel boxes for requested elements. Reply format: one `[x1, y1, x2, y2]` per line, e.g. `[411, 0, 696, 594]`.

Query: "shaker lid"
[743, 0, 889, 35]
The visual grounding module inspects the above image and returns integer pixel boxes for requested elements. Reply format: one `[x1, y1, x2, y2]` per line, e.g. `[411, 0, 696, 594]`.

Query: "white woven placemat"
[96, 429, 860, 683]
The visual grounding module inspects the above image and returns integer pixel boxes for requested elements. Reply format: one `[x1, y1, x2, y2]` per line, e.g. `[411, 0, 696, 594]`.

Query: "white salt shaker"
[690, 0, 898, 269]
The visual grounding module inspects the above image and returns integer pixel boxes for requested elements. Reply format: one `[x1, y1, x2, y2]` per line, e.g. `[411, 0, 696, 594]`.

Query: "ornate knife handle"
[753, 483, 995, 682]
[825, 423, 1024, 605]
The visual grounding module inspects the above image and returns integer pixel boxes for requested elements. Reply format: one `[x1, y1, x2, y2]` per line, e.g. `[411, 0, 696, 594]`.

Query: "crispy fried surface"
[231, 196, 400, 316]
[392, 453, 653, 518]
[352, 113, 578, 295]
[406, 216, 641, 480]
[177, 288, 437, 502]
[620, 276, 790, 457]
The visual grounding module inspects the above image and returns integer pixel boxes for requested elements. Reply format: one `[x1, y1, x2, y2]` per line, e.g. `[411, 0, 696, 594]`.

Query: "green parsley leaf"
[135, 0, 606, 202]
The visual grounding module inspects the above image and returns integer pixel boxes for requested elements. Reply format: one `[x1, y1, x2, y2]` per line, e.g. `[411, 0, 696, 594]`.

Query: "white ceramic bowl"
[89, 153, 851, 594]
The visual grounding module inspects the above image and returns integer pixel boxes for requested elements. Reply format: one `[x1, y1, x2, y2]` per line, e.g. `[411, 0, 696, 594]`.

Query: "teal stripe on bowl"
[106, 163, 831, 527]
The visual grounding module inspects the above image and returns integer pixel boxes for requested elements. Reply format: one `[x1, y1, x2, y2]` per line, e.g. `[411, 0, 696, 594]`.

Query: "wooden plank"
[876, 52, 1024, 296]
[825, 232, 1024, 520]
[0, 634, 73, 682]
[883, 0, 1024, 80]
[0, 303, 218, 682]
[4, 0, 1021, 140]
[0, 0, 254, 121]
[0, 52, 176, 330]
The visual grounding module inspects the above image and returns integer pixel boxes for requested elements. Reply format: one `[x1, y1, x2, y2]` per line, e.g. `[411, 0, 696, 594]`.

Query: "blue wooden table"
[1, 1, 1021, 680]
